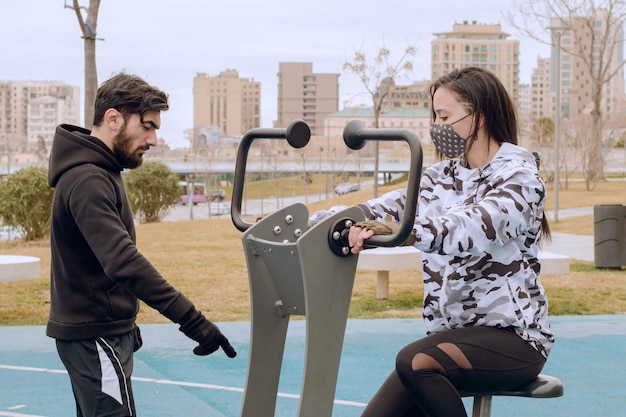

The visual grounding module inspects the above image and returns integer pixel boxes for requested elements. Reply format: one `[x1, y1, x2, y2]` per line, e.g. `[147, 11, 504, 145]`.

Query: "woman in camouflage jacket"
[349, 67, 554, 417]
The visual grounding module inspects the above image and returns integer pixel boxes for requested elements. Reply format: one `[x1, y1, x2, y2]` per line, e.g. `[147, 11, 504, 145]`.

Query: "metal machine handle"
[231, 120, 311, 232]
[342, 120, 423, 247]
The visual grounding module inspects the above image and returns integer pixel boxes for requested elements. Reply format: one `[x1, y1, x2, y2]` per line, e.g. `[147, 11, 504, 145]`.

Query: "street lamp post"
[548, 25, 569, 223]
[318, 147, 323, 200]
[260, 144, 264, 216]
[554, 29, 561, 223]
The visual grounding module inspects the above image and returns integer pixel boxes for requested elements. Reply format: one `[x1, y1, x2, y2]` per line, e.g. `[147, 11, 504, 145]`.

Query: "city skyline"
[1, 0, 550, 149]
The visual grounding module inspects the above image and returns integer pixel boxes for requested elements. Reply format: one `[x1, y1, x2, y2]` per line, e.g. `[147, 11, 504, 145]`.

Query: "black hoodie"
[47, 124, 194, 340]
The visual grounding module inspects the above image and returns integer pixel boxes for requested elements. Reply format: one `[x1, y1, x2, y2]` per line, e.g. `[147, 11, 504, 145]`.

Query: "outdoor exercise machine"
[230, 119, 563, 417]
[230, 119, 422, 417]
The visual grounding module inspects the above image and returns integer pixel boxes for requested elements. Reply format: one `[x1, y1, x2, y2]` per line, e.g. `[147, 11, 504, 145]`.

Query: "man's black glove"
[353, 220, 417, 246]
[179, 309, 237, 358]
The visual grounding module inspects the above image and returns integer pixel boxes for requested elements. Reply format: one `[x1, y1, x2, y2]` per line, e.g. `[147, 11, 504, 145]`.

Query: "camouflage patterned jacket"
[358, 143, 554, 358]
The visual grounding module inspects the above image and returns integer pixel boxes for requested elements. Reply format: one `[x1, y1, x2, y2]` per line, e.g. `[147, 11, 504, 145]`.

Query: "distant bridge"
[159, 157, 418, 177]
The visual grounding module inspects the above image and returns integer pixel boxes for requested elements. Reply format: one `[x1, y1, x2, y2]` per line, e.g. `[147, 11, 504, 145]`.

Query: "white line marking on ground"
[0, 412, 48, 417]
[0, 364, 367, 408]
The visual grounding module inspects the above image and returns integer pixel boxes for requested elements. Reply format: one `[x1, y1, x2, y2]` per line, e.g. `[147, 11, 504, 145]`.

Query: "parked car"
[209, 189, 227, 202]
[334, 182, 359, 195]
[179, 181, 207, 205]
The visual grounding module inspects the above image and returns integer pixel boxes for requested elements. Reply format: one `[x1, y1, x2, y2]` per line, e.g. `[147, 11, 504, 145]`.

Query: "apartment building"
[529, 57, 551, 124]
[323, 106, 431, 143]
[431, 21, 520, 105]
[549, 13, 625, 123]
[275, 62, 339, 136]
[379, 78, 431, 110]
[0, 81, 80, 152]
[27, 96, 68, 154]
[193, 70, 260, 149]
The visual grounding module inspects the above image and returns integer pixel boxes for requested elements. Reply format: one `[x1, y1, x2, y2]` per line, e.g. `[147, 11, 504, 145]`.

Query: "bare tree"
[560, 120, 588, 188]
[531, 116, 556, 182]
[344, 42, 416, 197]
[297, 149, 310, 205]
[65, 0, 102, 129]
[507, 0, 626, 188]
[531, 117, 554, 148]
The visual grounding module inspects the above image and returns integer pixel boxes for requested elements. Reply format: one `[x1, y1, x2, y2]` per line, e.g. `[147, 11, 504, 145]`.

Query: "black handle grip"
[231, 120, 311, 232]
[342, 120, 423, 247]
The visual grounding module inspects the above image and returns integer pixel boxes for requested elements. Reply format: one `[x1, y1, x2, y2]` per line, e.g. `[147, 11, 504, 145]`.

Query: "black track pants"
[56, 330, 140, 417]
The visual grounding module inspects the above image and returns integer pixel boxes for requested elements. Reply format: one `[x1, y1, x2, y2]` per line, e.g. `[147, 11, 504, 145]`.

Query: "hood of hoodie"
[485, 142, 538, 171]
[48, 124, 122, 187]
[451, 142, 539, 184]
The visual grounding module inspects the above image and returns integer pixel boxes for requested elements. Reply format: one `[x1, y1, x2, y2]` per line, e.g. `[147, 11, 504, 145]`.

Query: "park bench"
[0, 255, 40, 282]
[357, 247, 569, 299]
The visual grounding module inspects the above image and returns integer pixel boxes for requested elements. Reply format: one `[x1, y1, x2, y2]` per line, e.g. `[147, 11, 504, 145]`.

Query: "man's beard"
[112, 123, 148, 169]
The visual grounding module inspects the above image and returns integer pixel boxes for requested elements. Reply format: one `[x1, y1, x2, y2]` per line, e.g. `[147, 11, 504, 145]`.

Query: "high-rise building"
[27, 96, 68, 154]
[193, 70, 260, 149]
[275, 62, 339, 136]
[549, 13, 625, 123]
[431, 21, 520, 105]
[530, 57, 551, 124]
[0, 81, 80, 152]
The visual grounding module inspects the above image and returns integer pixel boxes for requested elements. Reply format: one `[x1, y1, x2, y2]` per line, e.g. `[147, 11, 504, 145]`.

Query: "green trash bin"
[593, 205, 626, 268]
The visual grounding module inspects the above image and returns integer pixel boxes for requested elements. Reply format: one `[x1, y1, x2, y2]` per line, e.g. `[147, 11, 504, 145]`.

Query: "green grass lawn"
[1, 179, 625, 325]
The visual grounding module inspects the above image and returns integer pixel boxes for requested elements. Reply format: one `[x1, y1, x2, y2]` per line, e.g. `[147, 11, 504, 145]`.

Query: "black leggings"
[361, 326, 546, 417]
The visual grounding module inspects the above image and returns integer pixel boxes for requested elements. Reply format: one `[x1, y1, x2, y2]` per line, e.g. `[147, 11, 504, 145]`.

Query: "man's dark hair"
[93, 73, 169, 126]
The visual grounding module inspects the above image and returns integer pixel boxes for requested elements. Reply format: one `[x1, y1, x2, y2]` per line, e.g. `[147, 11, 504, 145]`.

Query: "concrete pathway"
[544, 207, 595, 262]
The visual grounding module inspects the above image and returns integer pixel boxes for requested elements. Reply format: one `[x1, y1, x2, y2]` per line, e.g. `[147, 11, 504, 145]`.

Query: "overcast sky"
[1, 0, 550, 149]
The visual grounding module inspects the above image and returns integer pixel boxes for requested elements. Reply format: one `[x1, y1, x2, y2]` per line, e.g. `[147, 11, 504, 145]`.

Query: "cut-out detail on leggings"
[411, 343, 472, 373]
[412, 352, 445, 373]
[437, 342, 472, 369]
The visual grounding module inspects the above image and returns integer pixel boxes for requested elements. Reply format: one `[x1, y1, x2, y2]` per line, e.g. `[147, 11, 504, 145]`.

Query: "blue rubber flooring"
[1, 315, 625, 416]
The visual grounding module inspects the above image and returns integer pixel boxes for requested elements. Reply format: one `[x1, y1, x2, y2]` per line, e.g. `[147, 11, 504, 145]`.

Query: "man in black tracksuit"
[47, 73, 236, 417]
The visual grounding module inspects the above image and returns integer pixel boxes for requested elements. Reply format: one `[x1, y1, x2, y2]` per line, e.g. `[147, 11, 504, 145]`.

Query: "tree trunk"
[68, 0, 101, 129]
[83, 38, 97, 129]
[587, 83, 605, 189]
[373, 104, 382, 198]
